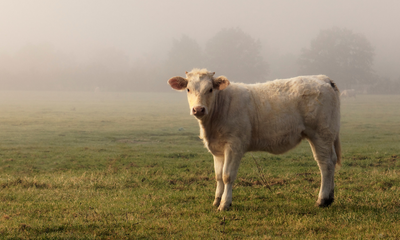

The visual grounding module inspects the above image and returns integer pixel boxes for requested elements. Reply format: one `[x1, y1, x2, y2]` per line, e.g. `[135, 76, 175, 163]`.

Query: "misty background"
[1, 0, 399, 93]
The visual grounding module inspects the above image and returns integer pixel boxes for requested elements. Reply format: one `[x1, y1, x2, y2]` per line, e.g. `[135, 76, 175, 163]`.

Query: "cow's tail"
[329, 78, 341, 170]
[334, 134, 342, 170]
[328, 78, 340, 94]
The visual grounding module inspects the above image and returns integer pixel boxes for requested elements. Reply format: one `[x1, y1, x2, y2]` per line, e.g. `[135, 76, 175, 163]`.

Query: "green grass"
[0, 92, 399, 239]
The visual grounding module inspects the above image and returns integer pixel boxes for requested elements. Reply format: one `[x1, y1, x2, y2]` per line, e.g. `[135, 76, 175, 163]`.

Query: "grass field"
[0, 91, 399, 239]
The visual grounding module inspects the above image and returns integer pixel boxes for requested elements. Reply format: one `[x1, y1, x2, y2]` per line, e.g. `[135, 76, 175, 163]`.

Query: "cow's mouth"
[193, 113, 205, 119]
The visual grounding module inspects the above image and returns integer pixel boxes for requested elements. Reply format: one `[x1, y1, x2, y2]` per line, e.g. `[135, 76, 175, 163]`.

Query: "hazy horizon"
[1, 0, 399, 92]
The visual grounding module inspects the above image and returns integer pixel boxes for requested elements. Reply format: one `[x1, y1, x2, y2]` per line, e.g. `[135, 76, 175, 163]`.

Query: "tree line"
[1, 27, 399, 93]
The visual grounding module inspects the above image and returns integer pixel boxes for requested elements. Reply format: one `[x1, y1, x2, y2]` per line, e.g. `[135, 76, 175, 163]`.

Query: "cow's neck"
[197, 91, 225, 142]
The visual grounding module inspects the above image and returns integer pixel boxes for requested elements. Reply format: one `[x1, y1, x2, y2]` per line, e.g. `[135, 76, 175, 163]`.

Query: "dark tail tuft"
[330, 80, 338, 90]
[334, 134, 342, 170]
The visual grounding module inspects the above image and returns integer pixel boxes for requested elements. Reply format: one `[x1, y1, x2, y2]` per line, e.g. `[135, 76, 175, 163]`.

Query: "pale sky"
[1, 0, 399, 79]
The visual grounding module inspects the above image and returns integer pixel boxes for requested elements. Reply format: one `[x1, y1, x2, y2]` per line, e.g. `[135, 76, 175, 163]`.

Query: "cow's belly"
[249, 130, 304, 154]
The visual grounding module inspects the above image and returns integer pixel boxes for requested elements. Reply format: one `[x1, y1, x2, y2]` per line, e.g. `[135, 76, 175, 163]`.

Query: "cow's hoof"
[316, 198, 334, 207]
[213, 197, 221, 207]
[217, 202, 231, 211]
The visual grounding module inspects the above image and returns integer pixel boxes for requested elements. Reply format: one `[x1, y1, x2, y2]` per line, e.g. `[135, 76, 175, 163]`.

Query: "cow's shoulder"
[219, 82, 253, 106]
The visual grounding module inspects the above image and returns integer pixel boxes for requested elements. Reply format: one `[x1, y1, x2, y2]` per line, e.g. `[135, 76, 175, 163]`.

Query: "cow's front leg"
[218, 146, 243, 211]
[213, 155, 224, 207]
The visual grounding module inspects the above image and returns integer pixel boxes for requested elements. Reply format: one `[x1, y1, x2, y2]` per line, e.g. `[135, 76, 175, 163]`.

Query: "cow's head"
[167, 68, 230, 119]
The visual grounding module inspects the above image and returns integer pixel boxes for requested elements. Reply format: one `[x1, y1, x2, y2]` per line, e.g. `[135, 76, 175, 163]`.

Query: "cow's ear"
[168, 76, 188, 91]
[213, 76, 230, 90]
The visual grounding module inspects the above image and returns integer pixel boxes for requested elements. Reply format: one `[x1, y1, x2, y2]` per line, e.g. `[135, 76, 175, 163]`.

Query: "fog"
[1, 0, 399, 93]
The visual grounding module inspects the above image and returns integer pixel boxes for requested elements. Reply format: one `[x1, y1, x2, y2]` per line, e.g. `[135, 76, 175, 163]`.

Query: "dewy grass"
[0, 92, 399, 239]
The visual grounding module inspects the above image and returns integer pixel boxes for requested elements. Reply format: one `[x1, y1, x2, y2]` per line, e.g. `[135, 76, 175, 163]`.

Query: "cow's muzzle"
[192, 106, 206, 117]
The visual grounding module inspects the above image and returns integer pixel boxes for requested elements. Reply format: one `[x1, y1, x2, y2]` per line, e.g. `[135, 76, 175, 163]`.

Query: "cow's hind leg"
[213, 155, 224, 207]
[308, 137, 337, 207]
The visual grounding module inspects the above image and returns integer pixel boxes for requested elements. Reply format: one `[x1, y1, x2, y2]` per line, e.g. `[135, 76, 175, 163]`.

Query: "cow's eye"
[209, 88, 213, 93]
[187, 89, 190, 93]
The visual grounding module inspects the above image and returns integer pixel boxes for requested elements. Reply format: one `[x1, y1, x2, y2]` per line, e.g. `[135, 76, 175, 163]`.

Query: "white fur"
[168, 69, 341, 210]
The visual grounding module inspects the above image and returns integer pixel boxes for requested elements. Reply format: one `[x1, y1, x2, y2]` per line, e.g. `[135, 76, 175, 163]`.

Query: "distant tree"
[166, 35, 203, 75]
[268, 53, 299, 80]
[370, 77, 400, 94]
[298, 27, 375, 89]
[0, 43, 77, 91]
[85, 48, 130, 91]
[204, 28, 268, 82]
[88, 48, 130, 74]
[129, 54, 168, 92]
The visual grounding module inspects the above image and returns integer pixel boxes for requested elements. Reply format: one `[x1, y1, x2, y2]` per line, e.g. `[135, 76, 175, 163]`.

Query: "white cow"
[340, 89, 356, 99]
[168, 69, 341, 211]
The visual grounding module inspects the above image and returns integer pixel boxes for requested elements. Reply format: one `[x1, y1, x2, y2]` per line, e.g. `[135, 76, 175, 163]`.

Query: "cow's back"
[242, 75, 340, 153]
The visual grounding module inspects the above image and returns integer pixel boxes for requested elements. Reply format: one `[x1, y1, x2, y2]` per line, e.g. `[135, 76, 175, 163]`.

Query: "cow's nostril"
[193, 107, 205, 115]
